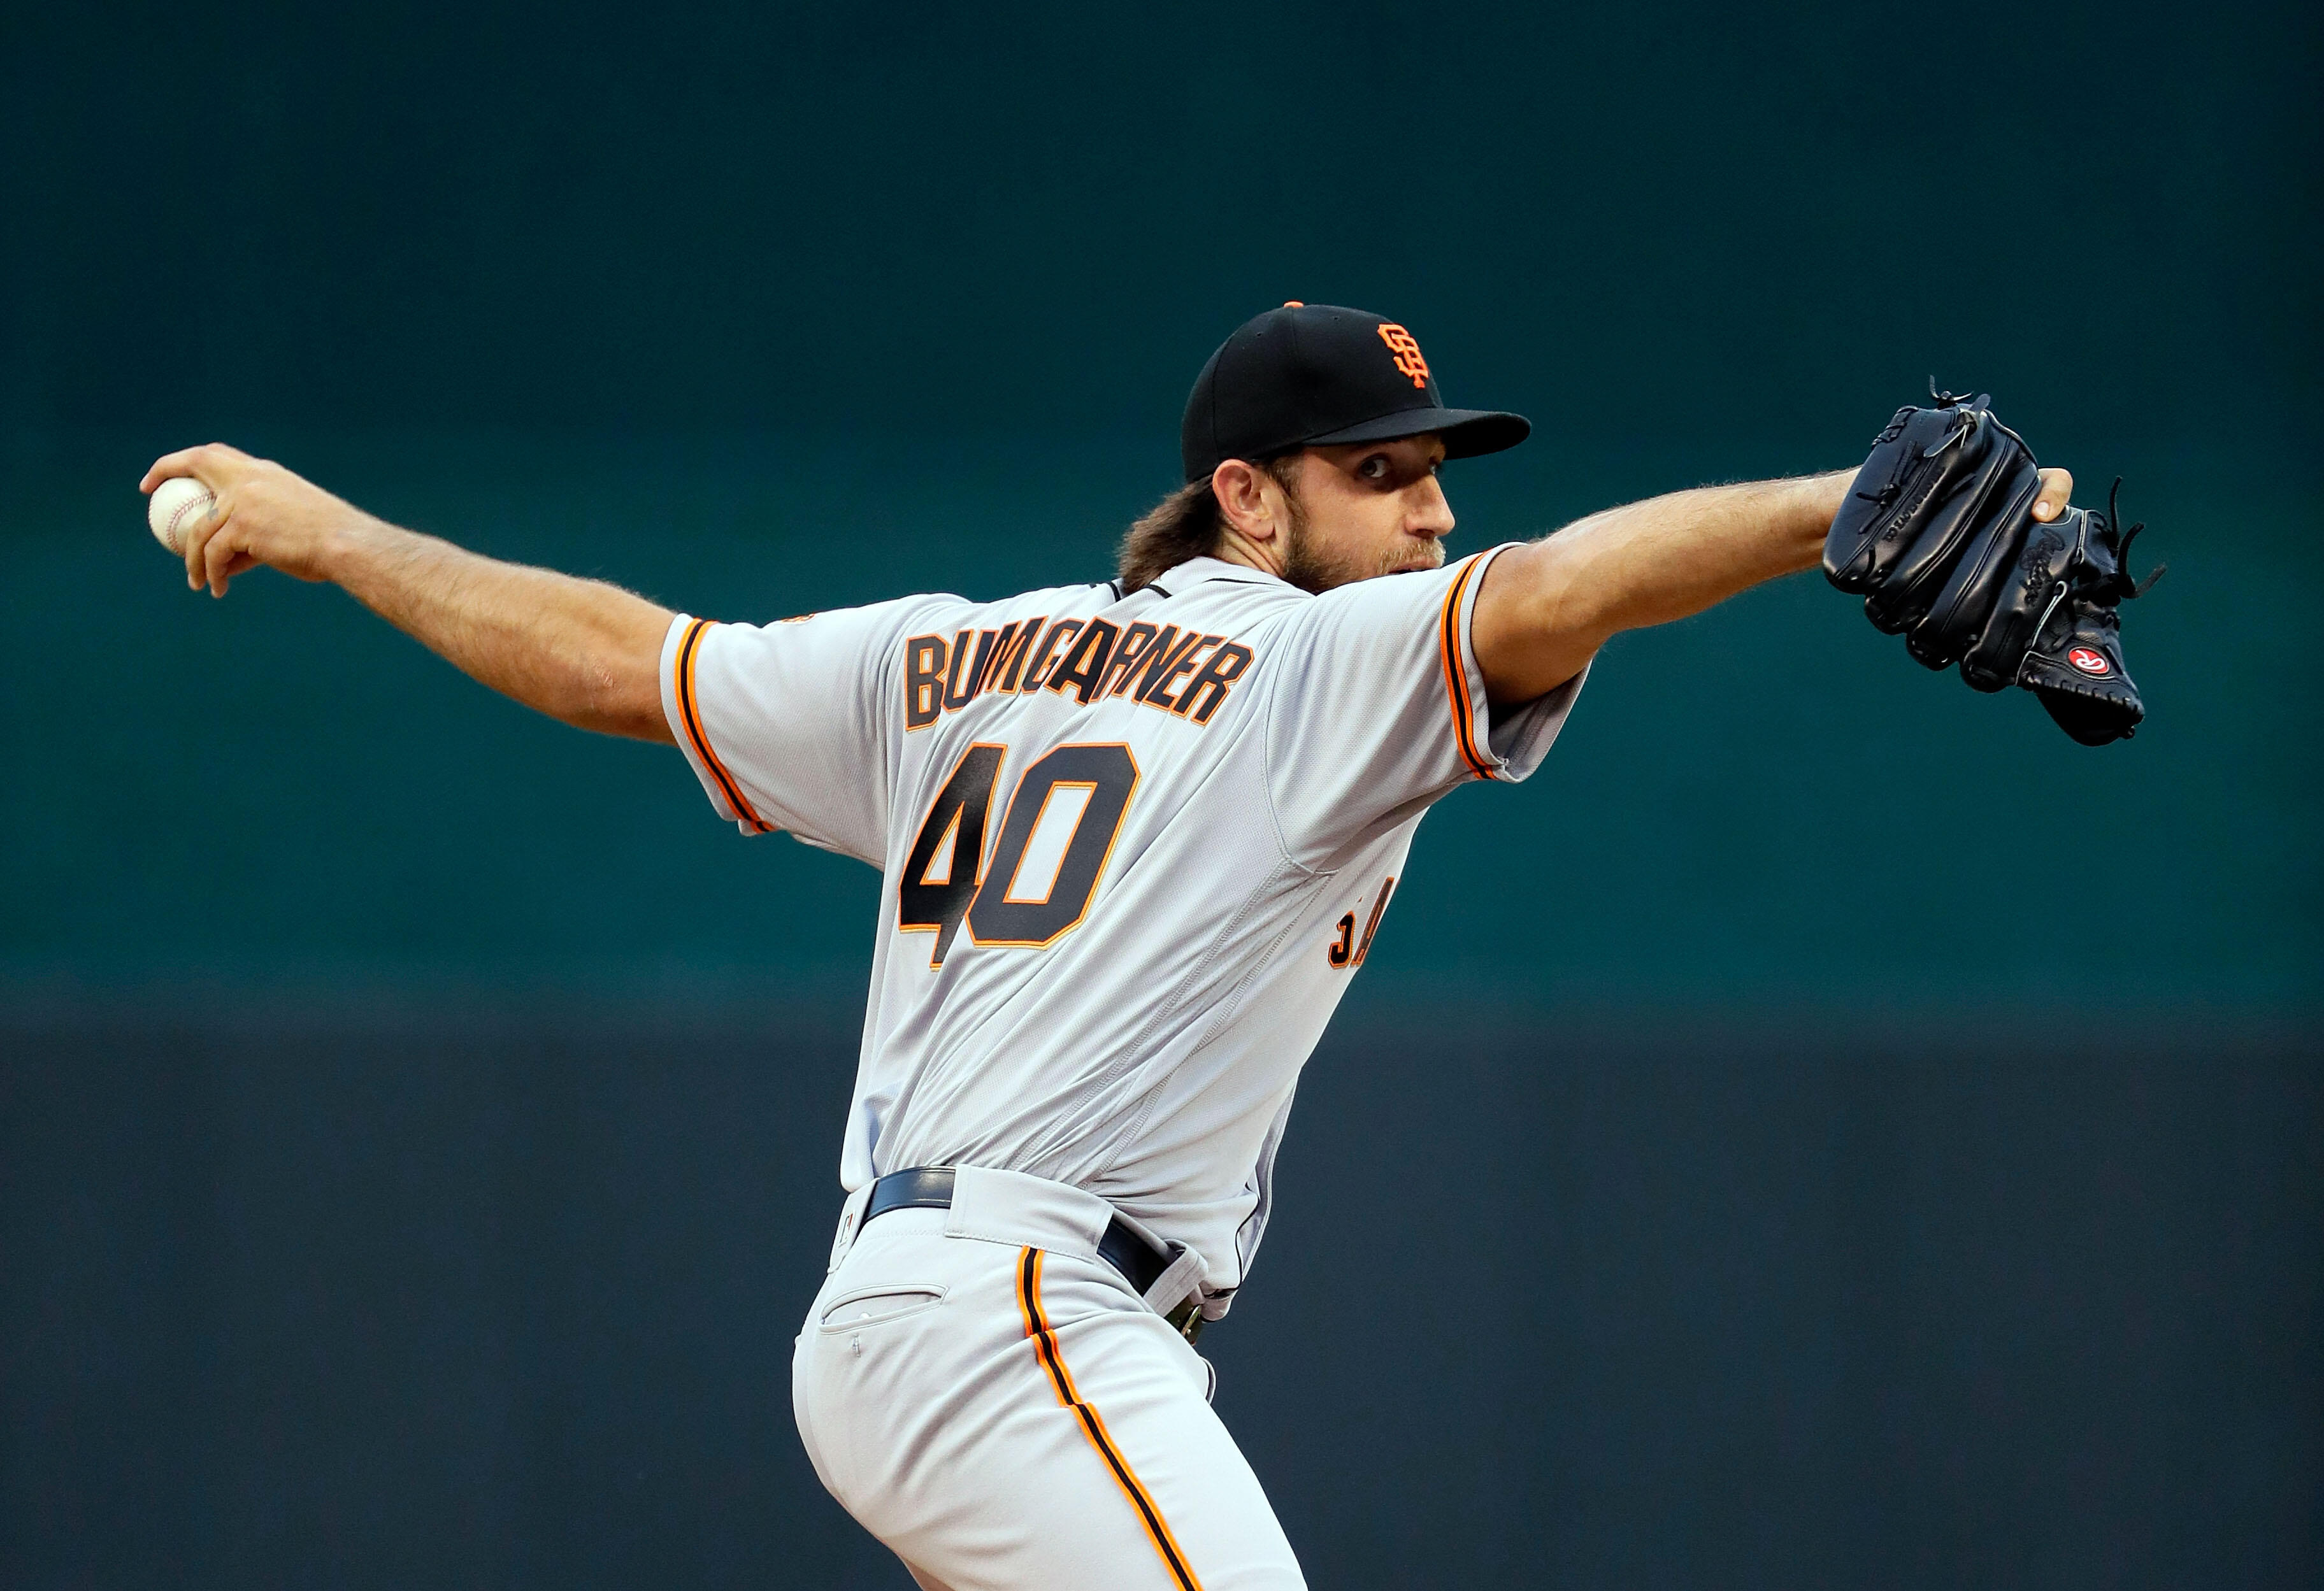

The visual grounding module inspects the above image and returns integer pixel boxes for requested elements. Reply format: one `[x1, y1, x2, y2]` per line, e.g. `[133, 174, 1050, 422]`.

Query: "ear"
[1212, 459, 1282, 544]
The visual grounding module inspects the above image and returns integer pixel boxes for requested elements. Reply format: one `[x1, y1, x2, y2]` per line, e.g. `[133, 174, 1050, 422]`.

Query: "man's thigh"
[796, 1230, 1303, 1591]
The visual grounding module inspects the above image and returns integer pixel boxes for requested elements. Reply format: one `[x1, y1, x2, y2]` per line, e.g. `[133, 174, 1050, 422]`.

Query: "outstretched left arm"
[1471, 465, 2074, 704]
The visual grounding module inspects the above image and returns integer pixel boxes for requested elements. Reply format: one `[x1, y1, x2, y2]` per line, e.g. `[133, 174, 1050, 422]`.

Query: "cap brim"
[1302, 406, 1531, 460]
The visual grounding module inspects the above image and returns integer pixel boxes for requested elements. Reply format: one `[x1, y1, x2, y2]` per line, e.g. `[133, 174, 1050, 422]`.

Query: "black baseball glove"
[1824, 390, 2164, 745]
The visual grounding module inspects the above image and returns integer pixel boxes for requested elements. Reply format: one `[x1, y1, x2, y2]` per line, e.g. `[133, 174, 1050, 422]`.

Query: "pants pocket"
[817, 1284, 947, 1332]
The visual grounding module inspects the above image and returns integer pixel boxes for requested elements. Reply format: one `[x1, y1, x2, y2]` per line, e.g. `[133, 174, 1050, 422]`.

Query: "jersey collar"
[1156, 555, 1297, 591]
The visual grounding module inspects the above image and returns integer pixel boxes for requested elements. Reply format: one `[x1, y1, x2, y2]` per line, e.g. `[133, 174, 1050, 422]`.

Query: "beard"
[1280, 487, 1446, 594]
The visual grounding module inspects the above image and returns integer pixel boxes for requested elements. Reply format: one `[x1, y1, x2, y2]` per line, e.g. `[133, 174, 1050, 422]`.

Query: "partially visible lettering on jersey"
[1326, 874, 1396, 969]
[902, 618, 1257, 731]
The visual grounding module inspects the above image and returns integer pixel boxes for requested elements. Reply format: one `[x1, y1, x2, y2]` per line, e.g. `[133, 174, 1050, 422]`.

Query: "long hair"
[1115, 455, 1303, 593]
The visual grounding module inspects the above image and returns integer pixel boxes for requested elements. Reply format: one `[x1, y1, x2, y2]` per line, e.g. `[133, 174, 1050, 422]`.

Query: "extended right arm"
[141, 444, 674, 742]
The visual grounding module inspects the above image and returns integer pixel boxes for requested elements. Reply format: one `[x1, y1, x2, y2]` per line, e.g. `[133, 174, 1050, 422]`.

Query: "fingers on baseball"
[141, 441, 248, 495]
[200, 517, 253, 596]
[182, 506, 212, 588]
[182, 499, 234, 592]
[2031, 467, 2074, 522]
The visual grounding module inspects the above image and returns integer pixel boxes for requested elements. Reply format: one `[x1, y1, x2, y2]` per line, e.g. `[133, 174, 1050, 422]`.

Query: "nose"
[1409, 473, 1454, 539]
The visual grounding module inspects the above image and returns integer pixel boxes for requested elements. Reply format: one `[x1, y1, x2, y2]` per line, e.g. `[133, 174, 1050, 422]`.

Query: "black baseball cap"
[1180, 303, 1530, 483]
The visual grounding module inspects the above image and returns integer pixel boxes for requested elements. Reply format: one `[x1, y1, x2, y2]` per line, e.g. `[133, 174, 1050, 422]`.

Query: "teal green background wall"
[4, 434, 2314, 1006]
[5, 5, 2319, 1588]
[4, 4, 2316, 1008]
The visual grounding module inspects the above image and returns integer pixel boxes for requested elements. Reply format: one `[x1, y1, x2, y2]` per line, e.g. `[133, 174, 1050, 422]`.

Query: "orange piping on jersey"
[1436, 559, 1496, 781]
[1016, 1248, 1205, 1591]
[675, 618, 773, 832]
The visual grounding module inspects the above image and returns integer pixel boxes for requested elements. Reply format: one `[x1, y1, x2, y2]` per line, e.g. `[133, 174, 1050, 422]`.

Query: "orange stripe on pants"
[1015, 1247, 1205, 1591]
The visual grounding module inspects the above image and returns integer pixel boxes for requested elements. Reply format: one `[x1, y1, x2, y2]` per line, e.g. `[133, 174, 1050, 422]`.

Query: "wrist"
[317, 509, 410, 589]
[1795, 468, 1853, 524]
[1786, 470, 1851, 562]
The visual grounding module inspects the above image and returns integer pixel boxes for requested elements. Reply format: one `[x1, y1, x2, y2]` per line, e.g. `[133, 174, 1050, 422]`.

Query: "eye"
[1357, 454, 1391, 482]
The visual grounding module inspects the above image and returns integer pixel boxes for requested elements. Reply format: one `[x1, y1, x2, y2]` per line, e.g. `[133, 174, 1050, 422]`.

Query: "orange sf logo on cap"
[1375, 323, 1430, 389]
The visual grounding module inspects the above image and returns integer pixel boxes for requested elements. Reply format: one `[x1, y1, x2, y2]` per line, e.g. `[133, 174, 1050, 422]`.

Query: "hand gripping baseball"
[1824, 390, 2162, 745]
[140, 443, 369, 597]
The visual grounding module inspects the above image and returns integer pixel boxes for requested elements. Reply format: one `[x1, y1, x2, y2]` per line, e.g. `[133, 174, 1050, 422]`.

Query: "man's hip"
[793, 1169, 1302, 1590]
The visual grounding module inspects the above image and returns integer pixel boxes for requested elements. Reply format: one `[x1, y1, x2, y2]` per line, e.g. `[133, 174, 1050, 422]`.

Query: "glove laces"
[2093, 477, 2167, 604]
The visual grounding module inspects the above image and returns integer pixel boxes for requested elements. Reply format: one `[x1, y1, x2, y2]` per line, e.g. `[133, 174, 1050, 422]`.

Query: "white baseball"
[148, 476, 217, 555]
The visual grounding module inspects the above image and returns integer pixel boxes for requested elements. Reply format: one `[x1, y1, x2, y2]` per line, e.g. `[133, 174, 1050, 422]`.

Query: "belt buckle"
[1165, 1296, 1205, 1345]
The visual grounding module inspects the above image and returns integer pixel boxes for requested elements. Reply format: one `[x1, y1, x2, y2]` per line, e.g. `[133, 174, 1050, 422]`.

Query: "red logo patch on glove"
[2068, 647, 2111, 676]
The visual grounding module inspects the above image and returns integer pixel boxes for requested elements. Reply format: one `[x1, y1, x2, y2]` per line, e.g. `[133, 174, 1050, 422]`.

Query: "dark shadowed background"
[4, 3, 2318, 1587]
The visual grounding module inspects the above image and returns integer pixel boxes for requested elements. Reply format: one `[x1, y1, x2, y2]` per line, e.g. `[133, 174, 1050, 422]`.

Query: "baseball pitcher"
[143, 304, 2108, 1589]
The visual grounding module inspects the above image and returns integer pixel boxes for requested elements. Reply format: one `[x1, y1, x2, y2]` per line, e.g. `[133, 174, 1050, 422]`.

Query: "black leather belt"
[861, 1166, 1205, 1341]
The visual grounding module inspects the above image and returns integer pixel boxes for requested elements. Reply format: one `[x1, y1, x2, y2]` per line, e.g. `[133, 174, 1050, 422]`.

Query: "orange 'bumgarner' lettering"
[1142, 634, 1220, 713]
[1021, 620, 1085, 692]
[903, 617, 1256, 727]
[905, 634, 949, 729]
[988, 620, 1045, 694]
[1177, 642, 1252, 724]
[1048, 619, 1122, 704]
[945, 629, 999, 711]
[1100, 623, 1163, 697]
[1131, 630, 1206, 704]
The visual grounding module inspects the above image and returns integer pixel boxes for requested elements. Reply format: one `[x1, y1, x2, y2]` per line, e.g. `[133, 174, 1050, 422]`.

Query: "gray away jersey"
[660, 550, 1584, 1309]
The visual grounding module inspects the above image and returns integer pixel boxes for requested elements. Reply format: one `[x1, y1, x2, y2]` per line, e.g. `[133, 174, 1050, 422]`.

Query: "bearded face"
[1278, 438, 1454, 594]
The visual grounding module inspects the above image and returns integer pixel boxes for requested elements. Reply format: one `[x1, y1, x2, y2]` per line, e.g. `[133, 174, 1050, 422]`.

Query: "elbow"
[549, 638, 671, 743]
[581, 607, 677, 743]
[1475, 543, 1611, 704]
[581, 661, 673, 743]
[1516, 539, 1624, 658]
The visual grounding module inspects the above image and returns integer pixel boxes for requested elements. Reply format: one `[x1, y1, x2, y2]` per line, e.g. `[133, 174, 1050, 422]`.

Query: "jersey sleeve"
[660, 596, 956, 863]
[1261, 543, 1586, 867]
